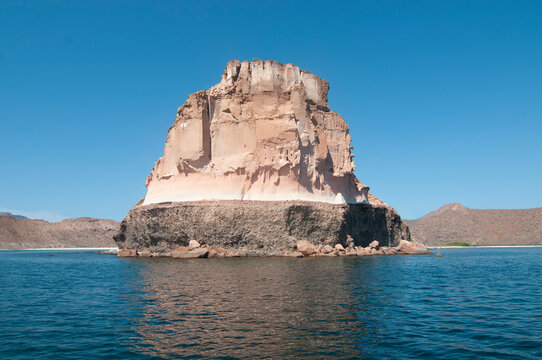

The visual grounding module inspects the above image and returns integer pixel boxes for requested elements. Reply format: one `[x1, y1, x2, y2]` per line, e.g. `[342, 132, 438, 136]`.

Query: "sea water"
[0, 248, 541, 359]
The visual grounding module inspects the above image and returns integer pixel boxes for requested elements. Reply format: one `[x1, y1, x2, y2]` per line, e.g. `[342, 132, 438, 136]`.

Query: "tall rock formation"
[115, 60, 415, 256]
[144, 60, 367, 205]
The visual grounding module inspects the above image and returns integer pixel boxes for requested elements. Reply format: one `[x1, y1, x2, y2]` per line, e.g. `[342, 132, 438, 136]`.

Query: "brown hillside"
[405, 203, 542, 245]
[0, 215, 118, 249]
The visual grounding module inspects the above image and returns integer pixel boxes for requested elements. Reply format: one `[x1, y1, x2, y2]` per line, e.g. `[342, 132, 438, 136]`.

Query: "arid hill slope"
[0, 215, 118, 249]
[405, 203, 542, 245]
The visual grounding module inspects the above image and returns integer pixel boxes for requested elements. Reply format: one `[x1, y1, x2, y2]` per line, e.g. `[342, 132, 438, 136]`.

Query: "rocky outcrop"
[115, 60, 418, 257]
[405, 203, 542, 245]
[114, 224, 429, 258]
[115, 199, 413, 256]
[0, 215, 118, 249]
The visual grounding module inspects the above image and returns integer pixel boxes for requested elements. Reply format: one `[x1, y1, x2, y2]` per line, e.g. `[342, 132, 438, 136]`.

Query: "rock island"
[114, 60, 429, 258]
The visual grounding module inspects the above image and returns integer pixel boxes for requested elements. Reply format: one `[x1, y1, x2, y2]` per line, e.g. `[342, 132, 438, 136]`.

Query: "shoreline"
[0, 247, 118, 251]
[2, 245, 541, 251]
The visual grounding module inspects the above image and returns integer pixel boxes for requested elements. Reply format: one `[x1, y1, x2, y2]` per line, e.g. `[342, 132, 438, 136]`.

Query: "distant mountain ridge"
[405, 203, 542, 246]
[0, 212, 28, 219]
[0, 215, 118, 249]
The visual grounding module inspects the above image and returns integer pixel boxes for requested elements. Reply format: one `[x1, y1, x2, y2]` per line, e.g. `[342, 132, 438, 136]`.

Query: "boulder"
[322, 244, 334, 254]
[189, 240, 201, 249]
[296, 240, 316, 256]
[334, 244, 345, 251]
[118, 249, 137, 257]
[397, 240, 432, 255]
[282, 251, 304, 258]
[369, 240, 380, 249]
[172, 248, 209, 259]
[356, 248, 368, 256]
[138, 249, 151, 257]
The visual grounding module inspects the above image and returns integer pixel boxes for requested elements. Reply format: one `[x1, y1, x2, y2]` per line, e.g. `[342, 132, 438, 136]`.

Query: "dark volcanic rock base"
[114, 200, 411, 255]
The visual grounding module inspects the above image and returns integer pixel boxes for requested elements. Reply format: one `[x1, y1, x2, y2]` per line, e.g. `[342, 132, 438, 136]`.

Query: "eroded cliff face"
[115, 200, 411, 255]
[144, 60, 368, 205]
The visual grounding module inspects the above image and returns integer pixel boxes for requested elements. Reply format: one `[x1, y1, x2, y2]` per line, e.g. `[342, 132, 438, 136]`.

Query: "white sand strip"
[429, 245, 542, 249]
[0, 247, 118, 251]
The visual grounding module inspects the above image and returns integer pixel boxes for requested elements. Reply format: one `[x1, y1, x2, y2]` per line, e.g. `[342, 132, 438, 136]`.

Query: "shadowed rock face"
[116, 60, 413, 255]
[114, 200, 410, 255]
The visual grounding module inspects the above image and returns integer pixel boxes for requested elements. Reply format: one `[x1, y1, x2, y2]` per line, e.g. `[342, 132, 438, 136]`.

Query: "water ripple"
[0, 248, 541, 359]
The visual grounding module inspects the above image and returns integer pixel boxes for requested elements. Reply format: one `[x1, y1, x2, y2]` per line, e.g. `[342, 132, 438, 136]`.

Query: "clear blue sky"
[1, 1, 541, 221]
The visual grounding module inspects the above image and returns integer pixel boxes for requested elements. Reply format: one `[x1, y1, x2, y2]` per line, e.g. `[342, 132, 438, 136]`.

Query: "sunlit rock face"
[143, 60, 368, 205]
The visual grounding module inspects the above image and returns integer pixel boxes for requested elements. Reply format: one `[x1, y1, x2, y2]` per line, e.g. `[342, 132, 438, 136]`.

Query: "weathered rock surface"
[115, 60, 417, 257]
[115, 200, 410, 255]
[0, 215, 118, 250]
[144, 59, 367, 205]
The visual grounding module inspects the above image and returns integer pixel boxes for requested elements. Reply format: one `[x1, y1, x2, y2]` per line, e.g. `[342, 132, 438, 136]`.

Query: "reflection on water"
[1, 249, 541, 359]
[125, 249, 542, 359]
[132, 258, 373, 359]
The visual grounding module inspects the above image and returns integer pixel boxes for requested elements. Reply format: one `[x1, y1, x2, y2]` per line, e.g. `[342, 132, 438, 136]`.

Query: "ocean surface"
[0, 248, 541, 359]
